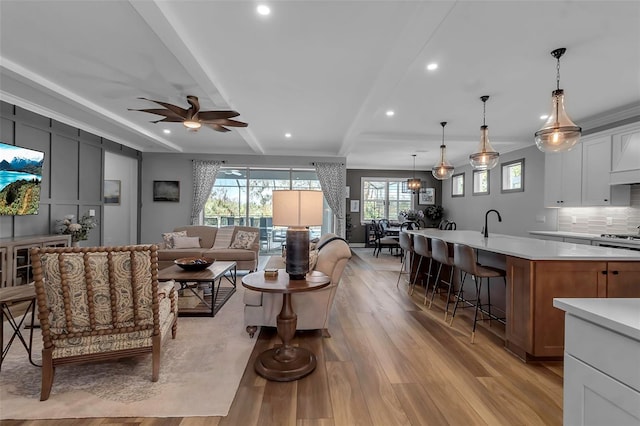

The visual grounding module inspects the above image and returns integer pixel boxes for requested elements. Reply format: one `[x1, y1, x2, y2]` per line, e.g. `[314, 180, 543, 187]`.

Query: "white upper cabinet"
[544, 145, 582, 207]
[581, 135, 630, 206]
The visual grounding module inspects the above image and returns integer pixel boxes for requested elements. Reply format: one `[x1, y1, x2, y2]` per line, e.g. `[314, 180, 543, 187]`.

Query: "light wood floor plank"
[5, 251, 563, 425]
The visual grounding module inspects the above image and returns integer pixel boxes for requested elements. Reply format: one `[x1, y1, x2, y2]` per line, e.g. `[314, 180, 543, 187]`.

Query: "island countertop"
[406, 229, 640, 261]
[553, 298, 640, 341]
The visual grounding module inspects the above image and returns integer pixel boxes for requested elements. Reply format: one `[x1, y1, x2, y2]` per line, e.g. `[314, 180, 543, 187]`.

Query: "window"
[501, 159, 525, 193]
[472, 170, 489, 195]
[451, 173, 465, 197]
[361, 178, 411, 222]
[204, 168, 325, 253]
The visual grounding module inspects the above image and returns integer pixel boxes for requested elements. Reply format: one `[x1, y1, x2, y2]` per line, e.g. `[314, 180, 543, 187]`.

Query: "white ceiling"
[1, 1, 638, 170]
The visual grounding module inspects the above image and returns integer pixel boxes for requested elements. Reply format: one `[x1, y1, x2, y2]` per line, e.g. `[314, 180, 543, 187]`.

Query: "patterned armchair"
[30, 245, 178, 401]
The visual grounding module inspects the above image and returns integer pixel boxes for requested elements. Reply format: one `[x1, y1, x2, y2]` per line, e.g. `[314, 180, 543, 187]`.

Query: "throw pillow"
[309, 249, 319, 270]
[162, 231, 187, 249]
[172, 236, 201, 249]
[229, 230, 258, 249]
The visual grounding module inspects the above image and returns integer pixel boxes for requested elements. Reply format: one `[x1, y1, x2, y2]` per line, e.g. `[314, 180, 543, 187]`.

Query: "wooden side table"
[0, 284, 39, 369]
[242, 270, 330, 381]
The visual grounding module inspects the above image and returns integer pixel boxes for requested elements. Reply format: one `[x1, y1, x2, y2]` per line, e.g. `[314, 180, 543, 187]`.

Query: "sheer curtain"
[191, 160, 222, 225]
[314, 162, 346, 237]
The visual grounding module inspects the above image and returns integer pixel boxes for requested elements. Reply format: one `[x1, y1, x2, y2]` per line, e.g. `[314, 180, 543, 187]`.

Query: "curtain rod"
[191, 159, 226, 163]
[310, 162, 344, 166]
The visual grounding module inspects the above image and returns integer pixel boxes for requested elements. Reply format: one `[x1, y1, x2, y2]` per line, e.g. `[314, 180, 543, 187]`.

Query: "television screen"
[0, 141, 45, 215]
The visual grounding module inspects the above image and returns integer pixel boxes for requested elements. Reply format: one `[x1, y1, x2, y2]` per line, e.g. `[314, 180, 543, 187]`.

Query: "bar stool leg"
[396, 250, 410, 289]
[443, 266, 455, 322]
[409, 253, 422, 295]
[427, 262, 443, 306]
[449, 271, 467, 327]
[423, 257, 433, 299]
[471, 277, 482, 344]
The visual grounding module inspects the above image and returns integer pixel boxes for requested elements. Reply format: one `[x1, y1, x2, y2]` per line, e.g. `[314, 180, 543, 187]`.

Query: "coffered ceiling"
[1, 1, 638, 170]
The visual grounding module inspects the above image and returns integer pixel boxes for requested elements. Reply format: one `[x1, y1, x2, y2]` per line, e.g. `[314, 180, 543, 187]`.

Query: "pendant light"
[470, 95, 499, 170]
[534, 47, 582, 152]
[406, 154, 422, 193]
[432, 122, 454, 180]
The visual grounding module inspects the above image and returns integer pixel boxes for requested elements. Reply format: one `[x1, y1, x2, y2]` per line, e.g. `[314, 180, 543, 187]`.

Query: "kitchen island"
[406, 229, 640, 361]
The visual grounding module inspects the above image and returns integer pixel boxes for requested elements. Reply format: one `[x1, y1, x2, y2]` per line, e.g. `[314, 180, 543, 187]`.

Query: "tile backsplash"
[558, 184, 640, 235]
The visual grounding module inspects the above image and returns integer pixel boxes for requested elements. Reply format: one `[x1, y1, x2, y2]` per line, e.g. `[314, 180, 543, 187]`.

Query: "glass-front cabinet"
[0, 235, 70, 287]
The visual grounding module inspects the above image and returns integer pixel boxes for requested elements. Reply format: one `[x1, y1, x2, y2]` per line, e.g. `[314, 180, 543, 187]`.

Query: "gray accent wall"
[441, 144, 558, 237]
[346, 169, 442, 244]
[140, 153, 346, 245]
[0, 101, 141, 245]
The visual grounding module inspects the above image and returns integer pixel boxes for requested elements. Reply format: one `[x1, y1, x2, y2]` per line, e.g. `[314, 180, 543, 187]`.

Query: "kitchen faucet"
[484, 209, 502, 238]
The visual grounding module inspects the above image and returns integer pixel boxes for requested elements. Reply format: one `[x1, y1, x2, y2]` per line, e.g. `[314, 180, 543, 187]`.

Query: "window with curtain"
[361, 177, 411, 222]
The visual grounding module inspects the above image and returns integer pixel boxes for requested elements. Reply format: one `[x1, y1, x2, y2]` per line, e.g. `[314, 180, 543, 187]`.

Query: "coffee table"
[242, 270, 330, 381]
[158, 261, 237, 317]
[1, 284, 40, 370]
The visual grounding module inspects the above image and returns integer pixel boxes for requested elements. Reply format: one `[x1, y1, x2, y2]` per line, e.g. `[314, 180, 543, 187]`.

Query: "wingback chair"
[30, 244, 178, 401]
[243, 233, 351, 338]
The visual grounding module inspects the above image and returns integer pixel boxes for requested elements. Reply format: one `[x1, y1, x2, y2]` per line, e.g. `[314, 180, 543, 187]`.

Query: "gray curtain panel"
[314, 162, 346, 237]
[191, 160, 222, 225]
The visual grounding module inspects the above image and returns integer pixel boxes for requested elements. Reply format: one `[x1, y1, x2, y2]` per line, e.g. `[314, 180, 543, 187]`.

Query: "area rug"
[0, 285, 256, 420]
[351, 247, 403, 271]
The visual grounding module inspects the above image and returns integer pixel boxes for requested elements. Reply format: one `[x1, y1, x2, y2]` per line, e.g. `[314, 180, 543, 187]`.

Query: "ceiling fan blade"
[186, 96, 200, 115]
[197, 110, 240, 120]
[129, 108, 184, 119]
[151, 117, 184, 123]
[206, 123, 231, 132]
[202, 118, 248, 127]
[137, 97, 188, 117]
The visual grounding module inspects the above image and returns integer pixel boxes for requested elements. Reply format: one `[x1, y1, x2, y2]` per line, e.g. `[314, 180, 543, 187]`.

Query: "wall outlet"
[89, 209, 95, 217]
[571, 216, 577, 224]
[535, 215, 546, 223]
[606, 217, 613, 225]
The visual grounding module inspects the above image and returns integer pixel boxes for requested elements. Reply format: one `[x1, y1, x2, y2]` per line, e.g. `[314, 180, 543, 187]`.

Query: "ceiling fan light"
[470, 125, 499, 170]
[183, 120, 202, 129]
[535, 89, 581, 152]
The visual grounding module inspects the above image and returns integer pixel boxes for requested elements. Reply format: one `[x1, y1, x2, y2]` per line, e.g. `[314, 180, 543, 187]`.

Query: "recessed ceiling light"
[540, 114, 549, 120]
[386, 110, 395, 117]
[285, 133, 292, 138]
[426, 63, 438, 71]
[163, 129, 171, 134]
[257, 4, 270, 15]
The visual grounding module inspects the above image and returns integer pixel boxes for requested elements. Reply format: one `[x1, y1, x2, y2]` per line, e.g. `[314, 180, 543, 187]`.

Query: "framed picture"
[419, 187, 435, 205]
[350, 199, 360, 213]
[153, 180, 180, 202]
[104, 180, 121, 205]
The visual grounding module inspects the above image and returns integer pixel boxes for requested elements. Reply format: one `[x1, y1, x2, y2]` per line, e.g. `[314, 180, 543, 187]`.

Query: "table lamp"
[272, 190, 323, 280]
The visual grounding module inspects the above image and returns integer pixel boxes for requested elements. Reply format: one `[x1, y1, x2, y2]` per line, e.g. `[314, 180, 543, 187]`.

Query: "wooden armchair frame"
[31, 244, 177, 401]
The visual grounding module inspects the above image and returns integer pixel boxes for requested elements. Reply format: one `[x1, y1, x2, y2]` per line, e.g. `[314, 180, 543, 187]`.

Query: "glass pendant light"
[432, 121, 454, 180]
[470, 95, 499, 170]
[406, 154, 422, 193]
[535, 47, 582, 152]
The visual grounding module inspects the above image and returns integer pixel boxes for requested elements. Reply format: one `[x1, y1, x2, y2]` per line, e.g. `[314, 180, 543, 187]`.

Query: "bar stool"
[450, 243, 506, 343]
[427, 238, 456, 322]
[411, 234, 433, 297]
[395, 231, 414, 292]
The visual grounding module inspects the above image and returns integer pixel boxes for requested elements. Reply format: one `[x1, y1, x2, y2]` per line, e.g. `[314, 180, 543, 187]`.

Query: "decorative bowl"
[174, 257, 214, 271]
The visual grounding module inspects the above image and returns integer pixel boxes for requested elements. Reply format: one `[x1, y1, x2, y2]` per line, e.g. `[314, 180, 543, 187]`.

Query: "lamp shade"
[534, 89, 581, 152]
[272, 190, 323, 227]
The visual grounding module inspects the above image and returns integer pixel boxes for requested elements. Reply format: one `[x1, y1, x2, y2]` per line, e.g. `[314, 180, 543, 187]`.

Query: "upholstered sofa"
[158, 225, 259, 271]
[243, 233, 352, 338]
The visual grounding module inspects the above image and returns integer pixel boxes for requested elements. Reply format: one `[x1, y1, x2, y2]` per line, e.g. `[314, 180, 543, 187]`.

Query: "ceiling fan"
[129, 95, 248, 132]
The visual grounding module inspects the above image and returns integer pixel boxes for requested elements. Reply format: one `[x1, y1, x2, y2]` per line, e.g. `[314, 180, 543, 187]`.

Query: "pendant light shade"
[470, 95, 499, 170]
[432, 122, 454, 180]
[535, 48, 582, 152]
[406, 154, 422, 192]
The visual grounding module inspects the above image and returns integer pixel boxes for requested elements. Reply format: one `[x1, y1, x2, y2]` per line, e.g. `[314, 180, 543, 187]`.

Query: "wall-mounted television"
[0, 141, 45, 215]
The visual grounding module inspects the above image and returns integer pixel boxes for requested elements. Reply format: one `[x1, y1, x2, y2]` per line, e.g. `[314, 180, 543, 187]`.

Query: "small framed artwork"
[153, 180, 180, 202]
[419, 187, 435, 205]
[350, 199, 360, 213]
[104, 180, 121, 205]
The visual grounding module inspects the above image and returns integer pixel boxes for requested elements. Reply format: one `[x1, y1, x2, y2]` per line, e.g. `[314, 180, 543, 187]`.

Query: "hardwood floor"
[3, 252, 563, 426]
